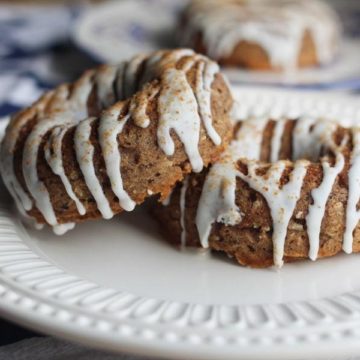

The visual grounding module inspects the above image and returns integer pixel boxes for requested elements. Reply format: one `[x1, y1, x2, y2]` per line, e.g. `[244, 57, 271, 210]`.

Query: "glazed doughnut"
[153, 115, 360, 268]
[0, 49, 233, 234]
[179, 0, 341, 71]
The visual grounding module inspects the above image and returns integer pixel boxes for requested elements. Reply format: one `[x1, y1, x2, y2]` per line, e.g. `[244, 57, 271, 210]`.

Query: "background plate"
[1, 88, 360, 359]
[72, 0, 360, 89]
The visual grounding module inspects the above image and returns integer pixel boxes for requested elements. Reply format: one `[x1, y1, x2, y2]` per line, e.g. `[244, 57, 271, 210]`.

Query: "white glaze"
[158, 68, 204, 173]
[0, 71, 94, 232]
[123, 54, 147, 98]
[0, 93, 55, 214]
[292, 116, 317, 160]
[2, 49, 225, 234]
[180, 177, 189, 247]
[306, 154, 344, 260]
[53, 222, 76, 236]
[44, 126, 86, 216]
[98, 106, 135, 212]
[182, 0, 340, 70]
[161, 189, 173, 206]
[94, 65, 117, 108]
[22, 115, 72, 226]
[239, 160, 309, 267]
[343, 128, 360, 253]
[195, 115, 359, 267]
[194, 60, 221, 146]
[292, 118, 337, 161]
[75, 118, 114, 219]
[196, 117, 268, 248]
[129, 85, 158, 128]
[270, 119, 286, 163]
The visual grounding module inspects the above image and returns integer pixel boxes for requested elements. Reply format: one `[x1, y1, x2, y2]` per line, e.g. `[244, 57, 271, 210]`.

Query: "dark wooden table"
[0, 319, 40, 346]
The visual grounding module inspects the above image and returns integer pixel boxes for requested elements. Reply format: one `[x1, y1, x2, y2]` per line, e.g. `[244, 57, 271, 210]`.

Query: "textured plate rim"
[2, 88, 360, 359]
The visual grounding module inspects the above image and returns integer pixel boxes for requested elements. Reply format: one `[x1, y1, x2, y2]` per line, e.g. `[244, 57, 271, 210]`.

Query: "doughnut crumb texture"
[153, 116, 360, 268]
[0, 49, 233, 234]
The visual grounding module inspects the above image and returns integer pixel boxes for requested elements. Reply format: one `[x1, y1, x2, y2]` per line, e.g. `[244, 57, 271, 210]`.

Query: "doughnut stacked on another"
[179, 0, 341, 71]
[0, 49, 233, 234]
[153, 115, 360, 268]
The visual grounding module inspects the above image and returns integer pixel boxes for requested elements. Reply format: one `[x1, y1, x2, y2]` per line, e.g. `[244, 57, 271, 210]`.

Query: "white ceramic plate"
[2, 88, 360, 360]
[72, 0, 360, 89]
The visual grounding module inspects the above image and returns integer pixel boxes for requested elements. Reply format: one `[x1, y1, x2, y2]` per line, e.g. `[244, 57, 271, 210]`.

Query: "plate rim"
[2, 88, 360, 359]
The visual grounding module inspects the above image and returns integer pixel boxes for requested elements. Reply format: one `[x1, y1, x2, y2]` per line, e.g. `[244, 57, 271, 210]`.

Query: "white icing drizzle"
[129, 85, 158, 128]
[75, 118, 114, 219]
[0, 72, 94, 233]
[196, 117, 268, 248]
[270, 119, 286, 162]
[343, 128, 360, 254]
[180, 177, 189, 247]
[44, 126, 86, 216]
[306, 153, 344, 260]
[123, 54, 147, 98]
[293, 117, 337, 161]
[53, 222, 76, 236]
[195, 115, 360, 266]
[182, 0, 340, 70]
[161, 188, 173, 206]
[239, 160, 309, 267]
[195, 60, 221, 146]
[0, 94, 54, 213]
[157, 68, 204, 173]
[94, 65, 117, 108]
[1, 49, 226, 235]
[98, 105, 135, 212]
[292, 116, 317, 160]
[22, 115, 72, 226]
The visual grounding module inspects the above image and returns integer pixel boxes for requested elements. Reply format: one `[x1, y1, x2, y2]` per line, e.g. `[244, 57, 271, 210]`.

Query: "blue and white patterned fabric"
[1, 0, 360, 119]
[0, 4, 96, 117]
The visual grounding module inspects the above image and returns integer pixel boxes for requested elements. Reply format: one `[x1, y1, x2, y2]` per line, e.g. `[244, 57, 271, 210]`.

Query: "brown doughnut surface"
[153, 117, 360, 268]
[1, 49, 233, 233]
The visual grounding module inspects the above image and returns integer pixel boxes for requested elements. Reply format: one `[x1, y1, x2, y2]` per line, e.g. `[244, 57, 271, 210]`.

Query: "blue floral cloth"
[1, 1, 360, 119]
[0, 3, 97, 117]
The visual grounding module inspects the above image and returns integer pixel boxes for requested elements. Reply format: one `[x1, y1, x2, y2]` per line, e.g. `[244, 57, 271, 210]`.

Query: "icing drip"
[161, 189, 173, 206]
[0, 94, 55, 214]
[182, 0, 340, 70]
[196, 117, 268, 248]
[270, 119, 286, 162]
[1, 71, 94, 232]
[1, 49, 226, 234]
[238, 160, 309, 267]
[129, 86, 158, 128]
[22, 115, 73, 226]
[53, 222, 76, 236]
[158, 68, 204, 173]
[94, 66, 117, 108]
[75, 118, 114, 219]
[44, 126, 86, 216]
[292, 117, 317, 160]
[306, 154, 344, 260]
[98, 105, 136, 212]
[70, 70, 96, 107]
[123, 54, 147, 98]
[196, 161, 241, 248]
[180, 177, 189, 247]
[195, 115, 356, 266]
[343, 128, 360, 254]
[195, 60, 221, 145]
[292, 118, 336, 161]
